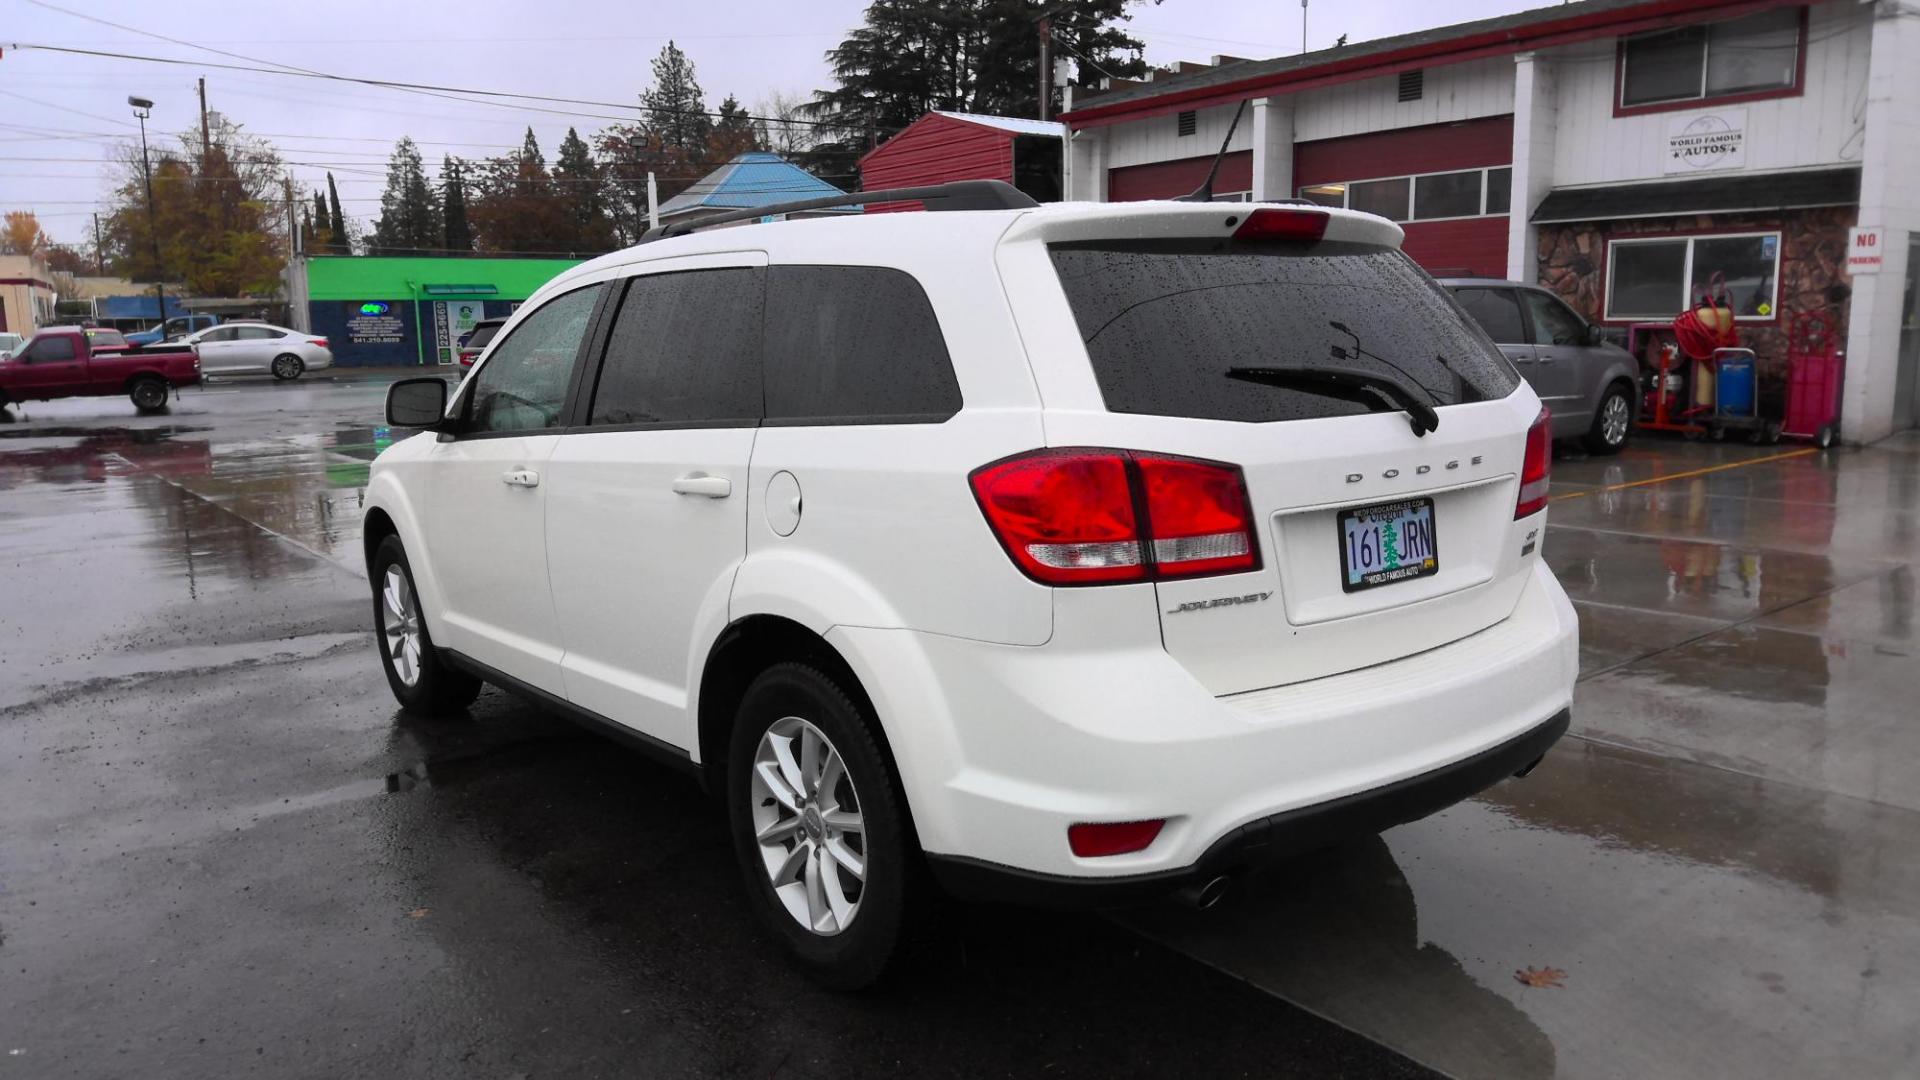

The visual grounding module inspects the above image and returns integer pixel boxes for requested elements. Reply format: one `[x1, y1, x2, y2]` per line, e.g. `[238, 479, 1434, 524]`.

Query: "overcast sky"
[2, 0, 1548, 247]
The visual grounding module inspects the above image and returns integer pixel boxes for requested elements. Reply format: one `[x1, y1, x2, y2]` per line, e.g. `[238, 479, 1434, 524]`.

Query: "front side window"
[763, 266, 962, 424]
[1605, 233, 1780, 321]
[465, 284, 601, 433]
[1621, 8, 1801, 108]
[587, 268, 762, 427]
[1522, 290, 1588, 347]
[200, 327, 239, 343]
[25, 335, 77, 363]
[1050, 240, 1519, 424]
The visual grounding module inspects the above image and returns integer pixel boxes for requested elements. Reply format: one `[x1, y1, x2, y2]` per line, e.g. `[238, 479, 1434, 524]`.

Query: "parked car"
[364, 190, 1577, 987]
[1439, 279, 1640, 454]
[0, 325, 200, 413]
[126, 313, 220, 347]
[181, 322, 333, 380]
[456, 317, 506, 367]
[0, 333, 24, 360]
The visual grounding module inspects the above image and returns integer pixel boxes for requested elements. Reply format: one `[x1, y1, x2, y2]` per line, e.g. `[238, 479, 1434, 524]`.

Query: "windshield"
[1049, 239, 1519, 424]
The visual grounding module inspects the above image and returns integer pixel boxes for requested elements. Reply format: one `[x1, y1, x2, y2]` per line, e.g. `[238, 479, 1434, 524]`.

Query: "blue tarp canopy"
[95, 294, 188, 319]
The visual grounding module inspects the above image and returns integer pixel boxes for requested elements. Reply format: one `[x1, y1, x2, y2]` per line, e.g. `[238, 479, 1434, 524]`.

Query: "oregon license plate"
[1337, 498, 1439, 592]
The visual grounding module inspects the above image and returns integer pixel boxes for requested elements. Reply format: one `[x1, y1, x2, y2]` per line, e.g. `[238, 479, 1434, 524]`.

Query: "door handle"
[1536, 353, 1557, 364]
[501, 468, 540, 488]
[671, 474, 732, 498]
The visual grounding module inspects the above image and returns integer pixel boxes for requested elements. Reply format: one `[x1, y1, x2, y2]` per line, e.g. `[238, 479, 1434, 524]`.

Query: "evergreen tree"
[325, 173, 347, 253]
[441, 155, 473, 253]
[711, 94, 764, 161]
[552, 128, 615, 255]
[642, 41, 711, 151]
[309, 190, 329, 253]
[371, 137, 441, 255]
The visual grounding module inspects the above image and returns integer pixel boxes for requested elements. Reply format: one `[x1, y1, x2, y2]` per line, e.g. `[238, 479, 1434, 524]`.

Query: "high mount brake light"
[1232, 208, 1329, 243]
[970, 449, 1261, 586]
[1516, 407, 1552, 519]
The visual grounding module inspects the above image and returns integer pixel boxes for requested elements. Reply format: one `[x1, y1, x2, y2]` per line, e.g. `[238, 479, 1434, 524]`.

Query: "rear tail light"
[1068, 819, 1165, 858]
[1515, 406, 1552, 519]
[970, 448, 1260, 586]
[1233, 207, 1328, 243]
[308, 337, 328, 348]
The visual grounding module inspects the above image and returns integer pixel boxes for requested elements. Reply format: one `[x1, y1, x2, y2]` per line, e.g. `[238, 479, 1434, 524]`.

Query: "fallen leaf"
[407, 908, 430, 919]
[1514, 965, 1567, 989]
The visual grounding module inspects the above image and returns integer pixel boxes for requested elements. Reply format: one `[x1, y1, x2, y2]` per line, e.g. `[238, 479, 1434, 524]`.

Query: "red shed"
[860, 111, 1066, 210]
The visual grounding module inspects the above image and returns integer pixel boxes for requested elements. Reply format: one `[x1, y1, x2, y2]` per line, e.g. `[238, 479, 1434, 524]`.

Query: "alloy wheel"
[749, 716, 867, 936]
[380, 566, 423, 687]
[272, 356, 302, 380]
[1601, 393, 1631, 445]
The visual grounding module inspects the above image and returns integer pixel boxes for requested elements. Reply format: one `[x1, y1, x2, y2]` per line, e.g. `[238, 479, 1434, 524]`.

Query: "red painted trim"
[1611, 6, 1807, 117]
[1294, 116, 1513, 187]
[1060, 0, 1813, 130]
[0, 277, 57, 290]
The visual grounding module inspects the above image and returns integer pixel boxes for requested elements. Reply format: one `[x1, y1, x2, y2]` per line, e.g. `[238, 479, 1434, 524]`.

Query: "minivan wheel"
[728, 663, 917, 990]
[271, 354, 304, 381]
[1584, 385, 1633, 455]
[370, 534, 481, 714]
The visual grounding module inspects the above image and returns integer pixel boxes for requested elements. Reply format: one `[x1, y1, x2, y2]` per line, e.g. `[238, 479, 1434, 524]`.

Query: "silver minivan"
[1442, 279, 1639, 454]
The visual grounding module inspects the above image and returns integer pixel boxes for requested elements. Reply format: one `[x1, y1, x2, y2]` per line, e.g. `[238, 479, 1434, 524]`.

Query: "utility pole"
[129, 96, 167, 335]
[283, 174, 297, 257]
[646, 172, 660, 231]
[1301, 0, 1309, 55]
[92, 213, 105, 275]
[1037, 16, 1053, 121]
[197, 77, 211, 165]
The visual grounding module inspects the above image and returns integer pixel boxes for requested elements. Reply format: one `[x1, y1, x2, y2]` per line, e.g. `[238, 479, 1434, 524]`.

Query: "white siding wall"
[1292, 56, 1516, 142]
[1106, 101, 1253, 169]
[1547, 2, 1870, 185]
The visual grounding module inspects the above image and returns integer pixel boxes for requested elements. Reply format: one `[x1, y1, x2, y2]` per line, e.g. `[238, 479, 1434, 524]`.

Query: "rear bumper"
[927, 708, 1567, 906]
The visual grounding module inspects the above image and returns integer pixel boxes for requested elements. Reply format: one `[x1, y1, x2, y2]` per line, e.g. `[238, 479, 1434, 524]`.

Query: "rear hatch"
[996, 204, 1549, 695]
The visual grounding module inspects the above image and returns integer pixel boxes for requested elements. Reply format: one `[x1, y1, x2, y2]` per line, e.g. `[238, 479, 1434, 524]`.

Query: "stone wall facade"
[1536, 206, 1857, 395]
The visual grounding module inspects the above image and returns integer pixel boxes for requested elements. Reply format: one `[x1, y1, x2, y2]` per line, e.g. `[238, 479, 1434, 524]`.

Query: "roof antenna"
[1177, 98, 1249, 202]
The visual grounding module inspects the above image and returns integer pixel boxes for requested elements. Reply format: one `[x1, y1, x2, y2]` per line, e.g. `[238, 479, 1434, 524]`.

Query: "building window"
[1176, 110, 1197, 137]
[1619, 8, 1801, 109]
[1604, 232, 1781, 322]
[1397, 69, 1424, 103]
[1297, 167, 1512, 222]
[1208, 191, 1252, 202]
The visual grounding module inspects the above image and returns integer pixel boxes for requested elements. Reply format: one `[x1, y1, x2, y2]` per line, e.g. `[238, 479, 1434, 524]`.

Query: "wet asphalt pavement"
[2, 375, 1916, 1079]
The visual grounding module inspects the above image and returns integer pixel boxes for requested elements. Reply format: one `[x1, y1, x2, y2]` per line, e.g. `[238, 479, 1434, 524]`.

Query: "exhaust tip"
[1512, 753, 1547, 779]
[1176, 875, 1234, 910]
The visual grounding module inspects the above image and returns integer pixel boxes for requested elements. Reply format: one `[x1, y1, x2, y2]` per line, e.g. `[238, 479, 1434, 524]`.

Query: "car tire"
[370, 534, 482, 714]
[129, 377, 169, 413]
[1583, 384, 1634, 455]
[727, 662, 920, 991]
[271, 354, 305, 381]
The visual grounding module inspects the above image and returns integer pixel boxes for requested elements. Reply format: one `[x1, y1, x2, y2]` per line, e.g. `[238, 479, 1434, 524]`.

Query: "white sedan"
[182, 322, 334, 380]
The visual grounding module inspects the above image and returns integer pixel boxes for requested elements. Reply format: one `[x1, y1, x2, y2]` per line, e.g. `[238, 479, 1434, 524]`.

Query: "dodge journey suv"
[365, 182, 1578, 987]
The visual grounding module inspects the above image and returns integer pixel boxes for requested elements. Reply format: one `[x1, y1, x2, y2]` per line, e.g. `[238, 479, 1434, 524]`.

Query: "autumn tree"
[469, 128, 567, 254]
[45, 244, 93, 274]
[1, 210, 52, 256]
[441, 155, 473, 253]
[101, 114, 287, 296]
[370, 137, 441, 255]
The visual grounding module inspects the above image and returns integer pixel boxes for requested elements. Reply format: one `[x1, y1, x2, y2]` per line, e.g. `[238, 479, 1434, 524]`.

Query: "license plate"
[1337, 498, 1439, 592]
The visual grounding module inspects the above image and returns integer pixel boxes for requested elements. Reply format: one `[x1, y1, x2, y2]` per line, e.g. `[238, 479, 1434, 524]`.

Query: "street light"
[128, 95, 167, 337]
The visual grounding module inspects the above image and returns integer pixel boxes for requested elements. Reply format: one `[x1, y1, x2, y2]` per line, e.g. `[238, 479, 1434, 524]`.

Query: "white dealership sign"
[1665, 109, 1747, 174]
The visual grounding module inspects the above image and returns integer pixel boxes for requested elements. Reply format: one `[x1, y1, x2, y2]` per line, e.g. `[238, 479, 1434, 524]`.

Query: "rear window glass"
[464, 323, 500, 350]
[88, 330, 129, 348]
[763, 266, 961, 424]
[1049, 240, 1518, 424]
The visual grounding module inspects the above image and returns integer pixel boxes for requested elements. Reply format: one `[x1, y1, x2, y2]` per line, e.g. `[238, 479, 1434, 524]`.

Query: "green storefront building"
[286, 255, 585, 367]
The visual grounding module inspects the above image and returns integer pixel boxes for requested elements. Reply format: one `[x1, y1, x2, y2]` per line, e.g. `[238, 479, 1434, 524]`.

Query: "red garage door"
[1109, 151, 1252, 202]
[1294, 116, 1513, 278]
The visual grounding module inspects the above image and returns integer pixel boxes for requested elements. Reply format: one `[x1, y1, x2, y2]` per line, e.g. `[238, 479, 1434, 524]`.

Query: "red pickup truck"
[0, 326, 201, 414]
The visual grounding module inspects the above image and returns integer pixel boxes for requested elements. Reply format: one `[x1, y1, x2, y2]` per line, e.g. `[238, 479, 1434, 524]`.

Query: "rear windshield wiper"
[1226, 365, 1440, 436]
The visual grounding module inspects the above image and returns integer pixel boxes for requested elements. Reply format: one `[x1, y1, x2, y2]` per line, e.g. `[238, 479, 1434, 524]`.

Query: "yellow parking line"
[1551, 447, 1819, 502]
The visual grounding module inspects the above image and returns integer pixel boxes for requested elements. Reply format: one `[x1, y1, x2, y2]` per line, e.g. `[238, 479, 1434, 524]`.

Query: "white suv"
[365, 183, 1578, 988]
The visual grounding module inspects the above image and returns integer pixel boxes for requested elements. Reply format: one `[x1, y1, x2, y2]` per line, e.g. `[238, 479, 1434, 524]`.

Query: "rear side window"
[463, 323, 500, 350]
[588, 268, 763, 426]
[1049, 240, 1519, 424]
[764, 266, 961, 424]
[1452, 287, 1526, 345]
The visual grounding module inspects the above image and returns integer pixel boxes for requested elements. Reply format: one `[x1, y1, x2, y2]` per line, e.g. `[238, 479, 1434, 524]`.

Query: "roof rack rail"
[640, 179, 1038, 243]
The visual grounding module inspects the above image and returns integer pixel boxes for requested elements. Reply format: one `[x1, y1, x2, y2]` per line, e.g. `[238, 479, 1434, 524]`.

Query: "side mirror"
[1585, 323, 1606, 346]
[387, 377, 451, 429]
